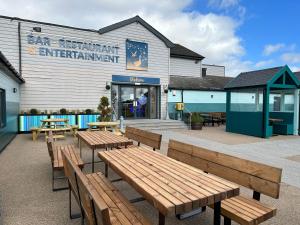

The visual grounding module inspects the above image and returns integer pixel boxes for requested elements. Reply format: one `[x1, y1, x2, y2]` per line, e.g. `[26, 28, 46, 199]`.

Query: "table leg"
[158, 212, 165, 225]
[92, 148, 95, 173]
[105, 163, 108, 177]
[214, 201, 221, 225]
[79, 138, 82, 157]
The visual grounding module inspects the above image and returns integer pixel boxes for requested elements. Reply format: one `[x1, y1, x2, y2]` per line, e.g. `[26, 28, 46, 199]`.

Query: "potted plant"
[191, 112, 204, 130]
[29, 108, 38, 115]
[85, 109, 93, 114]
[97, 96, 112, 122]
[60, 108, 67, 114]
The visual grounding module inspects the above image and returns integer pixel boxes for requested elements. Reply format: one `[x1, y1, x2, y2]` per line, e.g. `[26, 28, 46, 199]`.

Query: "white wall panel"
[170, 57, 201, 77]
[202, 64, 225, 77]
[0, 18, 169, 118]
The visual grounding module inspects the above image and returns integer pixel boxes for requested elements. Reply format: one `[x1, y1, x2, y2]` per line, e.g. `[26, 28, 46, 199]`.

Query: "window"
[0, 89, 6, 128]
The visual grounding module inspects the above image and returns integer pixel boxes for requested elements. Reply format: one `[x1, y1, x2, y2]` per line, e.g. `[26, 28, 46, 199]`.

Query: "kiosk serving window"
[0, 89, 6, 128]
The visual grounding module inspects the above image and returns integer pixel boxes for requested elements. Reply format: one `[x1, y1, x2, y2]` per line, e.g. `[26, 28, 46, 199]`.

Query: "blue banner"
[112, 75, 160, 85]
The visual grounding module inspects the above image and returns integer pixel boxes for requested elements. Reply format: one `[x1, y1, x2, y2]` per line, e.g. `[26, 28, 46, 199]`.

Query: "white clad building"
[0, 15, 225, 120]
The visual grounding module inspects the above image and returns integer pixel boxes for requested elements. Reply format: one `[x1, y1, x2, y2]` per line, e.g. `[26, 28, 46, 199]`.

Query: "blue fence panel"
[77, 114, 100, 129]
[19, 115, 48, 132]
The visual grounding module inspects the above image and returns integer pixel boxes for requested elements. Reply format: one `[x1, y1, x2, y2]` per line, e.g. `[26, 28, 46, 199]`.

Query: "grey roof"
[169, 75, 233, 91]
[170, 44, 204, 60]
[294, 71, 300, 81]
[0, 51, 24, 83]
[225, 66, 284, 89]
[98, 15, 174, 48]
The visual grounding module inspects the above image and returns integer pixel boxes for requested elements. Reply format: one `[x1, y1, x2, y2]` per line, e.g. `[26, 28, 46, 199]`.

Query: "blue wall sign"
[27, 34, 120, 63]
[126, 40, 148, 71]
[112, 75, 160, 85]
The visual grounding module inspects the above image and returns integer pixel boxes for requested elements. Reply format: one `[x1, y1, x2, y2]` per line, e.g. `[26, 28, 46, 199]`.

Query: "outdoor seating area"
[2, 126, 300, 225]
[4, 125, 285, 225]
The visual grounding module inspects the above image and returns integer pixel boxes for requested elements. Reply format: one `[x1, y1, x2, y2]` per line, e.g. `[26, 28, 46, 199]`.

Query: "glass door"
[119, 85, 158, 119]
[135, 87, 149, 118]
[120, 87, 135, 119]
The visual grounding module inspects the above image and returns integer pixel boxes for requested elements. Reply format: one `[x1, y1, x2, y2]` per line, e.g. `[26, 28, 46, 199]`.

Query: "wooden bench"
[30, 127, 40, 141]
[167, 140, 282, 225]
[124, 126, 162, 151]
[61, 149, 152, 225]
[46, 134, 84, 191]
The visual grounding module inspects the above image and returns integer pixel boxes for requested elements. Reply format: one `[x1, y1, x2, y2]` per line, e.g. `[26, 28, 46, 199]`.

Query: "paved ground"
[0, 130, 300, 225]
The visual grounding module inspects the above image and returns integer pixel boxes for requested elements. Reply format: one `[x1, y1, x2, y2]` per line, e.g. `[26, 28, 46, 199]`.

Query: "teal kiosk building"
[225, 66, 300, 138]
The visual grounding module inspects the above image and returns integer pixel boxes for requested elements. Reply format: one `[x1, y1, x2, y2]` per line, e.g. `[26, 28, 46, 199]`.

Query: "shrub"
[97, 96, 112, 122]
[60, 108, 67, 114]
[191, 112, 204, 123]
[85, 109, 93, 114]
[29, 108, 38, 115]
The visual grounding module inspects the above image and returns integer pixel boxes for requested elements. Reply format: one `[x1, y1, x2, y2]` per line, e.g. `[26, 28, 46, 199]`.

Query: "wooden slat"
[100, 151, 175, 216]
[168, 140, 282, 198]
[169, 140, 282, 183]
[98, 148, 239, 216]
[125, 127, 162, 149]
[213, 196, 277, 225]
[77, 131, 133, 149]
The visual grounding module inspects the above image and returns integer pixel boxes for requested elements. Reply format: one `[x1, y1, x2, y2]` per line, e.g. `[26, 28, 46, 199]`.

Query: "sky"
[0, 0, 300, 76]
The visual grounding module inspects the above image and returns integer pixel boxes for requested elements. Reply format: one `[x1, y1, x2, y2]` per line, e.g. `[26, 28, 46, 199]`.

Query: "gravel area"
[0, 133, 300, 225]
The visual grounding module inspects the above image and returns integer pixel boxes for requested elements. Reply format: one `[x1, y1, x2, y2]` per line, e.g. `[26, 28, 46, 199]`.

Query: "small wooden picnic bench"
[124, 126, 162, 151]
[61, 149, 152, 225]
[167, 139, 282, 225]
[46, 133, 84, 191]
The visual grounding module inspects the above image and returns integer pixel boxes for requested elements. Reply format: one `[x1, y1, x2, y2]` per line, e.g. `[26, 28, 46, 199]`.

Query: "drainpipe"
[18, 22, 22, 76]
[293, 89, 299, 135]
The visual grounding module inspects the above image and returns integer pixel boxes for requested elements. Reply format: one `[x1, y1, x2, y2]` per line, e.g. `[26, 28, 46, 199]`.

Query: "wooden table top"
[87, 121, 119, 128]
[98, 147, 240, 216]
[77, 131, 133, 149]
[41, 118, 69, 123]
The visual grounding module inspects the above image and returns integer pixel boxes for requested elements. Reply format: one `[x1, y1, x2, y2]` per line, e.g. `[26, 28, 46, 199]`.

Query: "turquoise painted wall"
[168, 90, 227, 116]
[0, 69, 20, 152]
[226, 111, 264, 137]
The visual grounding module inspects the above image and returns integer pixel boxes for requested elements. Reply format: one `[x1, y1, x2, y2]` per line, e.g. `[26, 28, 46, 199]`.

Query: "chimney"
[202, 68, 207, 77]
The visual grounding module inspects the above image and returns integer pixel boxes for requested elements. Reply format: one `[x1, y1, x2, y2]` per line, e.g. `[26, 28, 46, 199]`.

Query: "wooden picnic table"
[98, 147, 240, 225]
[87, 121, 119, 131]
[77, 131, 133, 172]
[41, 118, 69, 128]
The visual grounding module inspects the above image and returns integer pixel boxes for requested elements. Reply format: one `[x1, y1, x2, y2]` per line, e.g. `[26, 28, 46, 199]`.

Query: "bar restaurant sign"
[27, 34, 120, 63]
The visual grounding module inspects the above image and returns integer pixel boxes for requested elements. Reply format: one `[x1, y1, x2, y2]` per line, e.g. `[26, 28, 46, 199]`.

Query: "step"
[123, 119, 188, 131]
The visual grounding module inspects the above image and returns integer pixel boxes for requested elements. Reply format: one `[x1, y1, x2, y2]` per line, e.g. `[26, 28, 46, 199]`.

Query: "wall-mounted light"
[163, 85, 168, 93]
[13, 88, 17, 93]
[105, 82, 111, 90]
[172, 90, 176, 96]
[33, 27, 42, 32]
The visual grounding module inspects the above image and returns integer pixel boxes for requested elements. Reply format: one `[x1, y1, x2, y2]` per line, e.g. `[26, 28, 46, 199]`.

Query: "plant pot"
[191, 122, 203, 130]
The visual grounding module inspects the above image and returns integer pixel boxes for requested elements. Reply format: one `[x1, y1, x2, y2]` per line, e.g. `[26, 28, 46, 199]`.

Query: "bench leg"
[105, 163, 108, 178]
[214, 201, 221, 225]
[69, 184, 81, 220]
[52, 168, 68, 192]
[159, 212, 165, 225]
[224, 216, 231, 225]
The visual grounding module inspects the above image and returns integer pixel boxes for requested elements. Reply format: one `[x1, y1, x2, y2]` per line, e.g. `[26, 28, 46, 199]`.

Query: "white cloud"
[290, 66, 300, 72]
[263, 43, 285, 56]
[255, 59, 274, 68]
[0, 0, 251, 76]
[281, 53, 300, 64]
[262, 43, 296, 56]
[208, 0, 239, 9]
